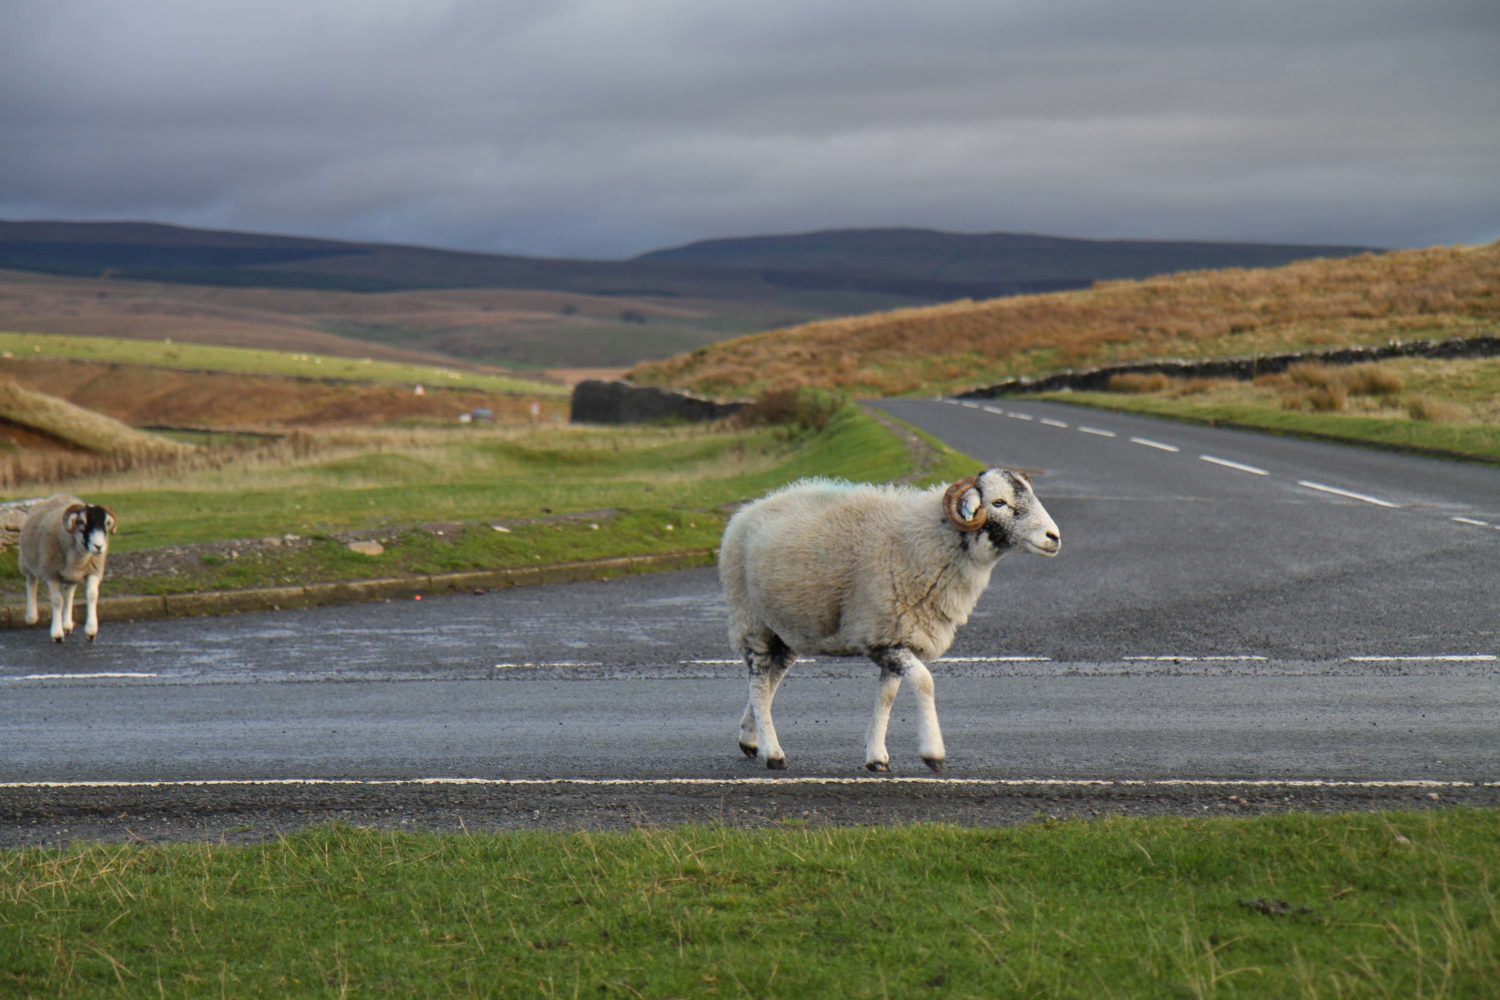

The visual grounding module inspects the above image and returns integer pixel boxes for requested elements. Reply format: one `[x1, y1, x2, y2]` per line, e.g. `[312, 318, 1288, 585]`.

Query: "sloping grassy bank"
[1, 401, 976, 597]
[3, 811, 1496, 997]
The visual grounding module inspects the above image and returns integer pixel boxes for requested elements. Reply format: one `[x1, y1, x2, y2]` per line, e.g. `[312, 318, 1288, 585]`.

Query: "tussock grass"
[630, 243, 1500, 398]
[0, 379, 193, 485]
[2, 811, 1496, 997]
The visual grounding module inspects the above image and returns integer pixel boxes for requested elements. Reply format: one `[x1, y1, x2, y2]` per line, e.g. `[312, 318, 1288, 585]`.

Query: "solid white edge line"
[1040, 418, 1070, 428]
[3, 777, 1494, 790]
[1199, 455, 1269, 476]
[1007, 412, 1034, 421]
[1451, 516, 1490, 527]
[1129, 436, 1180, 452]
[1078, 426, 1117, 438]
[1347, 655, 1497, 663]
[11, 672, 159, 681]
[1296, 480, 1400, 508]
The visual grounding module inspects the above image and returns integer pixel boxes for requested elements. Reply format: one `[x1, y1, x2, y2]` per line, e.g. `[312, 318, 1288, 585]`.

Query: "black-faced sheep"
[19, 494, 117, 642]
[719, 468, 1060, 771]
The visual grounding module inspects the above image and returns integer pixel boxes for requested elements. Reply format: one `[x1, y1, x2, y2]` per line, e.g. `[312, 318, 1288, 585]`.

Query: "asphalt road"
[3, 400, 1497, 839]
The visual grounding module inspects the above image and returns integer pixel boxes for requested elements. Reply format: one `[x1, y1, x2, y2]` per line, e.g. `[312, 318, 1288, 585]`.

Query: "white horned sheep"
[719, 468, 1060, 771]
[19, 494, 117, 642]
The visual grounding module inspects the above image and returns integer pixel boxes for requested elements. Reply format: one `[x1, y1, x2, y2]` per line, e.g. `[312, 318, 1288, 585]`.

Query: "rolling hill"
[0, 220, 1383, 370]
[628, 243, 1500, 399]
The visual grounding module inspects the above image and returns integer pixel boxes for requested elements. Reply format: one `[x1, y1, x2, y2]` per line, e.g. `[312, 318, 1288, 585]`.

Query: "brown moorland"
[627, 243, 1500, 399]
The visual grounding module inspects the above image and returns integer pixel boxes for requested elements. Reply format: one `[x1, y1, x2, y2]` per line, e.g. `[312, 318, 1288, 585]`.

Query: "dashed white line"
[938, 656, 1053, 663]
[1199, 455, 1269, 476]
[1346, 655, 1497, 663]
[1123, 656, 1268, 662]
[2, 777, 1493, 790]
[1078, 426, 1117, 438]
[960, 401, 981, 409]
[1451, 516, 1491, 527]
[493, 661, 602, 670]
[1296, 480, 1400, 509]
[1007, 412, 1034, 422]
[1129, 436, 1180, 453]
[982, 405, 1006, 415]
[9, 672, 159, 682]
[1040, 418, 1070, 428]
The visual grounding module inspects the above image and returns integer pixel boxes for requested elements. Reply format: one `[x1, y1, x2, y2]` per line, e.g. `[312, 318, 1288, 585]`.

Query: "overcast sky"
[2, 0, 1496, 258]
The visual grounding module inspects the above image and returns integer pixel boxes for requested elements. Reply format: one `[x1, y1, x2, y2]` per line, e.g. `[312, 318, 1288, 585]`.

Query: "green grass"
[1042, 392, 1500, 465]
[3, 811, 1496, 997]
[1, 404, 977, 595]
[0, 330, 566, 395]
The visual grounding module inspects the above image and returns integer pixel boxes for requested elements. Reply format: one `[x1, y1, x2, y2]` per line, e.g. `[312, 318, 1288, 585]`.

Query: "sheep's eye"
[991, 498, 1007, 508]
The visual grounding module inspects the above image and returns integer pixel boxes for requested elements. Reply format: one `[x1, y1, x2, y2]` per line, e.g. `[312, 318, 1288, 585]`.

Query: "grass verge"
[1042, 394, 1500, 465]
[1034, 358, 1500, 465]
[1, 403, 977, 598]
[2, 811, 1496, 997]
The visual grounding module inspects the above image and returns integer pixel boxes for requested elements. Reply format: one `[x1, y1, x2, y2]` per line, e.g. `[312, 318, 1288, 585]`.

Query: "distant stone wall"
[570, 380, 745, 424]
[957, 335, 1500, 399]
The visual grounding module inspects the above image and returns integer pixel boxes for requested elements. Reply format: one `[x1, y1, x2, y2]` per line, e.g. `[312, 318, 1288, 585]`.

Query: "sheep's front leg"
[868, 647, 946, 773]
[83, 573, 102, 641]
[46, 580, 69, 642]
[742, 640, 794, 769]
[62, 582, 78, 634]
[24, 575, 39, 625]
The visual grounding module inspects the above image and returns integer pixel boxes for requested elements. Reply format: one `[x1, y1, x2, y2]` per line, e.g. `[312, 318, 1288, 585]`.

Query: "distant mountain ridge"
[635, 227, 1377, 299]
[1, 220, 1375, 303]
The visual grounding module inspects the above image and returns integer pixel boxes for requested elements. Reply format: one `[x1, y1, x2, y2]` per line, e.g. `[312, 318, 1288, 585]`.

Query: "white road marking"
[9, 672, 159, 682]
[494, 661, 603, 670]
[1129, 436, 1180, 453]
[1007, 412, 1034, 421]
[1040, 418, 1070, 428]
[1123, 656, 1268, 662]
[1346, 655, 1497, 663]
[938, 656, 1053, 663]
[1078, 426, 1117, 438]
[3, 777, 1494, 790]
[1451, 516, 1491, 527]
[1199, 455, 1269, 476]
[982, 405, 1006, 415]
[961, 401, 981, 409]
[1296, 480, 1401, 508]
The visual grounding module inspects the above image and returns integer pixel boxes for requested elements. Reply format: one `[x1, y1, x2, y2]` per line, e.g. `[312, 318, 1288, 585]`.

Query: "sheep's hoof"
[52, 635, 64, 644]
[922, 757, 946, 774]
[865, 761, 890, 773]
[739, 742, 758, 758]
[86, 634, 96, 643]
[765, 756, 787, 770]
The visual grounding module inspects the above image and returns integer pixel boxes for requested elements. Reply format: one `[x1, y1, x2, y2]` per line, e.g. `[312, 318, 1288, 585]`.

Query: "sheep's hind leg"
[742, 635, 795, 769]
[869, 647, 946, 773]
[24, 575, 39, 625]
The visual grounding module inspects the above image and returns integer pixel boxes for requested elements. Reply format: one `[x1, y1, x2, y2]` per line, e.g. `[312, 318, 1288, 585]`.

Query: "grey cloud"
[2, 0, 1496, 257]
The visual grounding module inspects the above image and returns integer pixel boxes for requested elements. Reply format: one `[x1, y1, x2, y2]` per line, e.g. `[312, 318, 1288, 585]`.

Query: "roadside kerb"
[0, 550, 716, 628]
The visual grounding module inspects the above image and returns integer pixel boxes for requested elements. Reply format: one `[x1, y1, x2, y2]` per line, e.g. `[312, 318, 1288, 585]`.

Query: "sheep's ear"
[1012, 469, 1033, 488]
[104, 507, 118, 534]
[64, 505, 87, 532]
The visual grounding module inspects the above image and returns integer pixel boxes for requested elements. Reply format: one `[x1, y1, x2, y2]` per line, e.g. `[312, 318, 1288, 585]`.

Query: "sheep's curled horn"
[943, 476, 987, 531]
